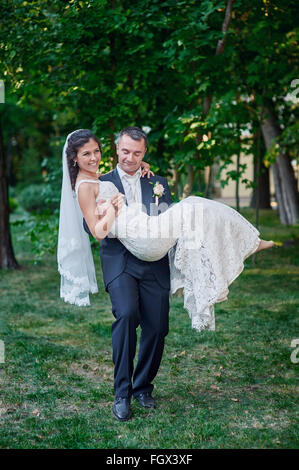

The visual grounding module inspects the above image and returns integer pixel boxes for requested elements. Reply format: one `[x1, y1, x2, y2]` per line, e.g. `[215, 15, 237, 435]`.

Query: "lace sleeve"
[108, 182, 120, 196]
[98, 181, 120, 201]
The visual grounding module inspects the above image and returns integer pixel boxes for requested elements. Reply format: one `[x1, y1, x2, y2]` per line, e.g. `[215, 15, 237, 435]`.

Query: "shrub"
[18, 184, 60, 214]
[9, 197, 18, 213]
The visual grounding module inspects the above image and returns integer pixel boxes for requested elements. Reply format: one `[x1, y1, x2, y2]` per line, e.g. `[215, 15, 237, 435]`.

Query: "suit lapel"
[140, 176, 154, 213]
[111, 168, 125, 194]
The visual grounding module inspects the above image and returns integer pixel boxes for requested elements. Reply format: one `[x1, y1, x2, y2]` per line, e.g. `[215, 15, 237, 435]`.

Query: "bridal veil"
[57, 131, 98, 306]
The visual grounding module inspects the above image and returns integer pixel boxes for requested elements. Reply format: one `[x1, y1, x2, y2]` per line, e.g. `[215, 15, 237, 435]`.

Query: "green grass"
[0, 209, 298, 449]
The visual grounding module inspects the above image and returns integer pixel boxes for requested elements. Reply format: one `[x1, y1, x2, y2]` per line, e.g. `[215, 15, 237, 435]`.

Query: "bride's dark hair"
[66, 129, 102, 190]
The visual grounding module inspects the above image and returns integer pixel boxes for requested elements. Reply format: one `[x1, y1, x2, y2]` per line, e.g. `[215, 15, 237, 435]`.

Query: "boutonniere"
[150, 181, 165, 206]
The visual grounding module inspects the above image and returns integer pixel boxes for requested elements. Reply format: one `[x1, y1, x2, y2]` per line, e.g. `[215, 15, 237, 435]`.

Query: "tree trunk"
[236, 151, 240, 212]
[250, 156, 271, 209]
[204, 165, 213, 198]
[108, 117, 117, 167]
[171, 168, 181, 199]
[0, 115, 19, 268]
[182, 165, 195, 198]
[261, 100, 299, 225]
[216, 0, 235, 55]
[234, 120, 241, 211]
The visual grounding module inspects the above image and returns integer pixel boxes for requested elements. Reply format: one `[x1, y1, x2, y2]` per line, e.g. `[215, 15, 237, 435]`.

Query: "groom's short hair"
[116, 126, 148, 148]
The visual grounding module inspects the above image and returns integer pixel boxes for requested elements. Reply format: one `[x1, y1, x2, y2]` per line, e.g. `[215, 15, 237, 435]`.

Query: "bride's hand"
[141, 161, 154, 178]
[110, 193, 125, 217]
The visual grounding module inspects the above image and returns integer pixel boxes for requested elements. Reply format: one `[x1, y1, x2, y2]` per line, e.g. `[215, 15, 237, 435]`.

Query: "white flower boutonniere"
[151, 181, 165, 206]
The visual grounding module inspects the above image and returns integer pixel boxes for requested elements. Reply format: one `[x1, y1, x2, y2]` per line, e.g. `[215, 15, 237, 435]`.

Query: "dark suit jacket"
[83, 168, 173, 291]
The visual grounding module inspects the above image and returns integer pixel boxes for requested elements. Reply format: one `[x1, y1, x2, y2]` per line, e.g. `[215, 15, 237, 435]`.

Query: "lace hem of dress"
[169, 234, 260, 333]
[213, 237, 261, 304]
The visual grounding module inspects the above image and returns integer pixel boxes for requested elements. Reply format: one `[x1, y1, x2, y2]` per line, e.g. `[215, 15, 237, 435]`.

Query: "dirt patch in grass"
[68, 359, 114, 382]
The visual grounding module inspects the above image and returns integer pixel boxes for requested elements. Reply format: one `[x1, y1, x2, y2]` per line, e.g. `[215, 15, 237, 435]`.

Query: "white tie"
[123, 172, 140, 204]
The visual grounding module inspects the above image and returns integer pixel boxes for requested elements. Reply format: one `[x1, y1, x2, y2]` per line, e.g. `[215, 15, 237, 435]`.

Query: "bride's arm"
[94, 193, 124, 239]
[94, 202, 117, 240]
[77, 183, 123, 241]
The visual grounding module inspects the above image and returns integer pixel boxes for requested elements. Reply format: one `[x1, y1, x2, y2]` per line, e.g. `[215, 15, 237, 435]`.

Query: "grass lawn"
[0, 209, 298, 449]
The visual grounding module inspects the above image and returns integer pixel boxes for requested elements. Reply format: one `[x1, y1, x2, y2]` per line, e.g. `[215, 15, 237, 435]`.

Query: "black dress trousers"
[107, 252, 170, 398]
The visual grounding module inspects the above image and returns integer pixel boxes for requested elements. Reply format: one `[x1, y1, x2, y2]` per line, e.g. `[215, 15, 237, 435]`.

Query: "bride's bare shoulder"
[75, 178, 99, 198]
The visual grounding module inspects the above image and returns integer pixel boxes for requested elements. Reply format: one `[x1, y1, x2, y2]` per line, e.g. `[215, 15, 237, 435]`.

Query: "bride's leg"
[254, 239, 275, 253]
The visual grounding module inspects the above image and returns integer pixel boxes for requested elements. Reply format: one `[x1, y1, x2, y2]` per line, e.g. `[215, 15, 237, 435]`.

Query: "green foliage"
[2, 1, 298, 173]
[11, 212, 59, 263]
[12, 180, 60, 262]
[18, 147, 45, 187]
[25, 214, 59, 262]
[9, 197, 18, 212]
[1, 0, 298, 250]
[18, 184, 59, 214]
[264, 138, 280, 167]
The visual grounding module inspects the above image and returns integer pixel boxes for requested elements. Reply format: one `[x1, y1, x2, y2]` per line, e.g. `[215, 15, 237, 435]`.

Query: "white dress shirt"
[117, 164, 142, 205]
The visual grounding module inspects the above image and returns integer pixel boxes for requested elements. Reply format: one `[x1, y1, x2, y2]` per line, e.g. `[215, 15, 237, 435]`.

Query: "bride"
[58, 129, 274, 332]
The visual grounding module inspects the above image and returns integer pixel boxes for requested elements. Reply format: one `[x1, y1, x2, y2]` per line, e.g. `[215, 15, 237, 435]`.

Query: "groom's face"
[116, 134, 146, 175]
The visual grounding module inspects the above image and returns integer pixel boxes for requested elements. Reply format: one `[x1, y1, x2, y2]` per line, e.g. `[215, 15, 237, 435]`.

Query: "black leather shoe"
[134, 393, 157, 409]
[113, 397, 132, 421]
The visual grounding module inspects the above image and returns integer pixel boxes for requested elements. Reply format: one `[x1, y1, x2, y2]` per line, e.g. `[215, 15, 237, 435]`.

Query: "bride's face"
[74, 139, 101, 173]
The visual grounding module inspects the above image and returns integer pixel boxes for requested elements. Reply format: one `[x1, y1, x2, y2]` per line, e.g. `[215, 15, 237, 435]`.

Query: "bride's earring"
[73, 161, 77, 167]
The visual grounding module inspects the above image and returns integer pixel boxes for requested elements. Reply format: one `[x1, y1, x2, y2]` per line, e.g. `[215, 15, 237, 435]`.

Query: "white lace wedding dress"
[75, 179, 261, 332]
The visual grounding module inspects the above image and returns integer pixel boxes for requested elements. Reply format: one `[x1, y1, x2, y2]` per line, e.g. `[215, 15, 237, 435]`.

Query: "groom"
[95, 126, 172, 421]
